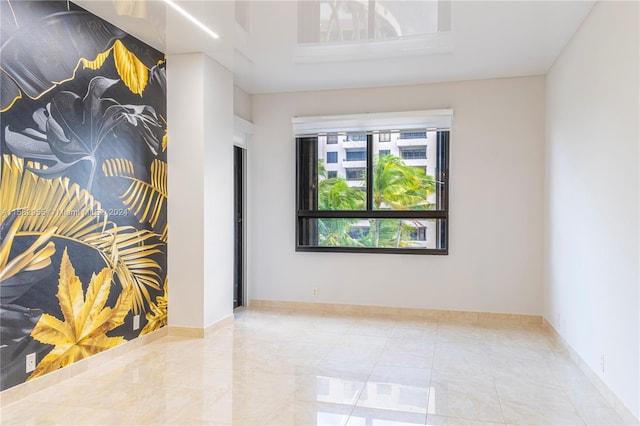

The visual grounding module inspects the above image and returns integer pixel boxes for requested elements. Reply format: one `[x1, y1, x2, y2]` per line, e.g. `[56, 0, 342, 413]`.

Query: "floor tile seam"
[0, 397, 71, 412]
[495, 384, 587, 426]
[344, 375, 371, 426]
[426, 413, 507, 425]
[489, 363, 509, 425]
[558, 380, 589, 426]
[425, 324, 437, 425]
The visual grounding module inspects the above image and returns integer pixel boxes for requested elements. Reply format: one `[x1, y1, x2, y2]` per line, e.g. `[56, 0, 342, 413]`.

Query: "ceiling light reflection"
[164, 0, 219, 39]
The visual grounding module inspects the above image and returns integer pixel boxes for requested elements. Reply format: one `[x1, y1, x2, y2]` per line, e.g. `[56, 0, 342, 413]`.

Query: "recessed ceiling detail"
[73, 0, 596, 94]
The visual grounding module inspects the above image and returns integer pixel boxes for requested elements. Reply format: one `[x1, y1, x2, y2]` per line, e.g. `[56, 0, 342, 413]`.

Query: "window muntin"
[298, 218, 442, 250]
[297, 130, 449, 254]
[326, 151, 338, 163]
[378, 132, 391, 142]
[327, 135, 338, 144]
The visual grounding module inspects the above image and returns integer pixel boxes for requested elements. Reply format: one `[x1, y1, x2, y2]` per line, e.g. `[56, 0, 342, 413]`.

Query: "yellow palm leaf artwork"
[102, 158, 168, 242]
[141, 277, 167, 335]
[29, 249, 133, 379]
[1, 154, 163, 314]
[0, 212, 56, 282]
[81, 39, 149, 95]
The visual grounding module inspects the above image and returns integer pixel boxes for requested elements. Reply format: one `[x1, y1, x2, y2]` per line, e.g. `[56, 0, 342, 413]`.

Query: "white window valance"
[291, 109, 453, 136]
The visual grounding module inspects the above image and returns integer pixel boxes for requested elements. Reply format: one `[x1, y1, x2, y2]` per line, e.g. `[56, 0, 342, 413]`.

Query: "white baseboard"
[168, 314, 234, 337]
[249, 299, 543, 325]
[543, 319, 638, 425]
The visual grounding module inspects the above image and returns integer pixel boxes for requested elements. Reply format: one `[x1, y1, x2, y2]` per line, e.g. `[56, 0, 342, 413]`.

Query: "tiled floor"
[0, 309, 631, 425]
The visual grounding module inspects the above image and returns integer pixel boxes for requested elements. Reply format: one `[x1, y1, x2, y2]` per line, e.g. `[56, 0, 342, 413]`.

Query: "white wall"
[249, 76, 545, 314]
[234, 85, 252, 122]
[168, 53, 234, 329]
[167, 53, 205, 328]
[203, 56, 235, 327]
[545, 1, 639, 419]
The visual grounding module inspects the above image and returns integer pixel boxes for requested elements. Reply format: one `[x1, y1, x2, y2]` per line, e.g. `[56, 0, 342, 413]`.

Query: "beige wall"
[249, 76, 545, 314]
[545, 1, 639, 418]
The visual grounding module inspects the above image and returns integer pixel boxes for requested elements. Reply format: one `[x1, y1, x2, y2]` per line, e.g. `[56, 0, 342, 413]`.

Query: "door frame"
[233, 115, 253, 308]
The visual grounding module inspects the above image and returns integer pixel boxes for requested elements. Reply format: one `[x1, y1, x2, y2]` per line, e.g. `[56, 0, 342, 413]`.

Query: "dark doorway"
[234, 146, 245, 308]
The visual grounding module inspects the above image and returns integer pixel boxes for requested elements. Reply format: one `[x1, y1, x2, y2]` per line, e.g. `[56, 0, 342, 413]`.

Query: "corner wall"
[545, 1, 639, 418]
[249, 76, 545, 315]
[168, 53, 234, 329]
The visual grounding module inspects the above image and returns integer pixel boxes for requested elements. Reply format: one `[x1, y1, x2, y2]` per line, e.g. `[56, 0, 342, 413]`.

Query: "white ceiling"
[74, 0, 595, 94]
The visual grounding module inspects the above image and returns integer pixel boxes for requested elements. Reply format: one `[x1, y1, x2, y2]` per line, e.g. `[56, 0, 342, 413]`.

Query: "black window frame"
[296, 131, 449, 255]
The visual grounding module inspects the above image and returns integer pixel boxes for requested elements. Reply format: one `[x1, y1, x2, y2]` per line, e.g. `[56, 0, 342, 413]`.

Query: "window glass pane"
[296, 130, 448, 254]
[346, 150, 366, 161]
[399, 131, 427, 139]
[373, 130, 436, 211]
[400, 147, 426, 159]
[299, 218, 444, 250]
[348, 133, 367, 141]
[378, 132, 391, 142]
[318, 135, 367, 210]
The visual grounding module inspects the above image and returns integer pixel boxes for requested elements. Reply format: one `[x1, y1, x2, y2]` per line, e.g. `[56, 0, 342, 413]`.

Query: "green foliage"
[317, 160, 365, 246]
[316, 155, 436, 248]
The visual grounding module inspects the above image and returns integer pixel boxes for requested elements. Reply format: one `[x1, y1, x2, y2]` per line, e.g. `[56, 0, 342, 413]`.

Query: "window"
[346, 169, 365, 181]
[327, 135, 338, 144]
[346, 150, 366, 161]
[379, 132, 391, 142]
[409, 226, 427, 241]
[326, 151, 338, 163]
[400, 148, 427, 160]
[294, 109, 451, 254]
[348, 226, 370, 239]
[327, 171, 338, 178]
[400, 131, 427, 139]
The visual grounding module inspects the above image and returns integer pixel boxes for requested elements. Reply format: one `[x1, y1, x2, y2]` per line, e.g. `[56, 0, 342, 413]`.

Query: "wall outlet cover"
[26, 353, 36, 373]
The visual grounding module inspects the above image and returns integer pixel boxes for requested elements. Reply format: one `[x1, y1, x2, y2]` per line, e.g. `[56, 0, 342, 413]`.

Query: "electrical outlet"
[26, 353, 36, 373]
[312, 288, 318, 297]
[133, 314, 140, 330]
[600, 354, 605, 374]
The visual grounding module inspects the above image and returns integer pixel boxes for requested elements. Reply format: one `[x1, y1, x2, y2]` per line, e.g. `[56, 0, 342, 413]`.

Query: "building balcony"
[403, 158, 429, 167]
[342, 160, 366, 168]
[396, 138, 428, 147]
[341, 140, 366, 149]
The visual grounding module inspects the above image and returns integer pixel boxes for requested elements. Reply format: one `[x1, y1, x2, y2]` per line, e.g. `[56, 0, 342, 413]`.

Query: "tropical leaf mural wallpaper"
[0, 0, 167, 390]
